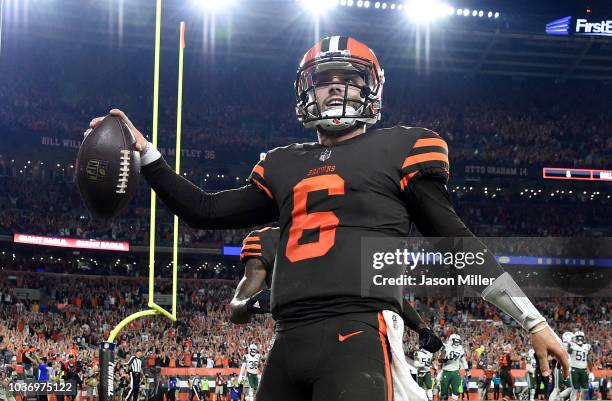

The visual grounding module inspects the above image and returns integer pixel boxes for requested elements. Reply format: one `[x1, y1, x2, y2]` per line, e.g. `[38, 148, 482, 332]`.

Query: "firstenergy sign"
[546, 16, 612, 37]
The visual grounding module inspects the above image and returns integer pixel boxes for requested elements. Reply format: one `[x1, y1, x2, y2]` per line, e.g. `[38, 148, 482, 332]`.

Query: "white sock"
[531, 388, 536, 401]
[570, 389, 578, 401]
[560, 388, 572, 400]
[549, 388, 559, 401]
[427, 389, 433, 401]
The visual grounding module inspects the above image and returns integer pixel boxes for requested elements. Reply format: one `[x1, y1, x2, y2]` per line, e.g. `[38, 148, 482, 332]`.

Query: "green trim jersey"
[525, 354, 536, 374]
[568, 342, 591, 369]
[414, 349, 433, 375]
[243, 352, 262, 375]
[441, 344, 468, 372]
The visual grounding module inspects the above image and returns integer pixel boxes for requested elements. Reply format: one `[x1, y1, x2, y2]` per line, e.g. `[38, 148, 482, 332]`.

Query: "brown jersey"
[249, 126, 449, 329]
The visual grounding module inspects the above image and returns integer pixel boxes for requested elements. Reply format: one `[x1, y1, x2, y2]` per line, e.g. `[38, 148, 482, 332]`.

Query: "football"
[75, 115, 140, 219]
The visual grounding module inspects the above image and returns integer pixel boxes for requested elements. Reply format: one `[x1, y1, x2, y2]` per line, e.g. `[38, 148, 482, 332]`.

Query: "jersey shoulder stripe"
[240, 227, 280, 270]
[394, 126, 450, 190]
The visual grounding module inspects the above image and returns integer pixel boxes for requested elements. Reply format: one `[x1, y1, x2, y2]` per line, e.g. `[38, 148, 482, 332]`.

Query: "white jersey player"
[440, 334, 468, 401]
[525, 349, 537, 401]
[239, 344, 261, 401]
[567, 331, 591, 401]
[414, 349, 434, 400]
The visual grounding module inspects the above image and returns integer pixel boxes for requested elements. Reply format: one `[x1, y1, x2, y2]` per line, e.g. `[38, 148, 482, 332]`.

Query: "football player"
[499, 344, 514, 401]
[238, 344, 261, 401]
[525, 349, 537, 401]
[568, 331, 591, 401]
[439, 334, 468, 401]
[90, 35, 569, 401]
[414, 348, 434, 401]
[550, 332, 574, 401]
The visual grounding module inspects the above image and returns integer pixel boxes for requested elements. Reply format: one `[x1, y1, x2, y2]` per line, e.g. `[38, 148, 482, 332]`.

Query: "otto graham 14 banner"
[14, 233, 129, 252]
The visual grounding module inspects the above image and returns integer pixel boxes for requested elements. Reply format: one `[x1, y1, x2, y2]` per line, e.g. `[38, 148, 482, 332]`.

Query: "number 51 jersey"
[250, 126, 450, 330]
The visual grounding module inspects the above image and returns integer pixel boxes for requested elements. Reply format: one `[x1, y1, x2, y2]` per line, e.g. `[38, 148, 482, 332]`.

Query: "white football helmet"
[528, 349, 535, 358]
[249, 344, 258, 355]
[449, 334, 461, 347]
[573, 331, 585, 345]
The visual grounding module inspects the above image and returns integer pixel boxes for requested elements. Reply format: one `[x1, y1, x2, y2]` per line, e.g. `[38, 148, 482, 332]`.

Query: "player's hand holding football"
[87, 109, 147, 152]
[530, 323, 570, 378]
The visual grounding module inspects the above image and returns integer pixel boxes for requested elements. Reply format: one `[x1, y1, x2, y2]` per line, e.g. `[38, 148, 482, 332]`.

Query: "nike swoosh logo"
[338, 330, 364, 342]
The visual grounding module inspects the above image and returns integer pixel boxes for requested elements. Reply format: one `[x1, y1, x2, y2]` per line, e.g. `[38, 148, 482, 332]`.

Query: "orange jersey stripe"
[253, 164, 264, 179]
[252, 178, 273, 199]
[414, 137, 448, 152]
[399, 171, 418, 191]
[402, 152, 449, 169]
[242, 244, 262, 250]
[377, 312, 393, 401]
[240, 251, 262, 259]
[242, 236, 260, 245]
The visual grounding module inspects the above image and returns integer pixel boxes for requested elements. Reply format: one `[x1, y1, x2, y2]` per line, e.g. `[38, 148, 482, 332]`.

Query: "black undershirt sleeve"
[401, 301, 427, 332]
[403, 176, 504, 293]
[141, 158, 279, 229]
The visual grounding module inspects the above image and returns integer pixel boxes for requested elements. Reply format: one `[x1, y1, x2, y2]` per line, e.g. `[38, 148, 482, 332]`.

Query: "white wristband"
[140, 141, 162, 166]
[481, 272, 546, 332]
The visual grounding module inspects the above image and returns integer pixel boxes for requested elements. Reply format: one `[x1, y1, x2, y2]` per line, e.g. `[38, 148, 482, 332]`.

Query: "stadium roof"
[3, 0, 612, 81]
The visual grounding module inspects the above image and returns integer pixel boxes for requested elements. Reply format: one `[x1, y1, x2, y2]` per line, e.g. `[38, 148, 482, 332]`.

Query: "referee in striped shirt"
[124, 350, 143, 401]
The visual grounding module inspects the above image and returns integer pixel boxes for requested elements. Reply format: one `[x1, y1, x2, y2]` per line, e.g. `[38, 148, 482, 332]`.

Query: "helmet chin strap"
[317, 122, 366, 138]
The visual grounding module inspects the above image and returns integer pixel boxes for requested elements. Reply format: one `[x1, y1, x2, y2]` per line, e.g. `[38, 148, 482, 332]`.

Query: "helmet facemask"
[449, 334, 461, 346]
[296, 55, 383, 132]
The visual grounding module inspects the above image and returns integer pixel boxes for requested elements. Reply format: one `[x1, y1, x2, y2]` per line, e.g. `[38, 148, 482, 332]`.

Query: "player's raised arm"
[402, 169, 569, 378]
[88, 109, 279, 229]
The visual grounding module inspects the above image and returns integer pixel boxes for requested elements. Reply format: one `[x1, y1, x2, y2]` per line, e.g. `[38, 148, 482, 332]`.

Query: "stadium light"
[456, 8, 462, 15]
[462, 8, 469, 16]
[478, 10, 483, 17]
[375, 1, 380, 7]
[404, 0, 454, 22]
[194, 0, 237, 11]
[364, 1, 370, 7]
[471, 9, 477, 16]
[300, 0, 338, 14]
[382, 2, 387, 8]
[357, 0, 363, 7]
[494, 11, 499, 18]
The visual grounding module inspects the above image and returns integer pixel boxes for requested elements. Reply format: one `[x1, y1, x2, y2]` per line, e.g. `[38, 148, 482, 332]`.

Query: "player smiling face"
[312, 69, 367, 115]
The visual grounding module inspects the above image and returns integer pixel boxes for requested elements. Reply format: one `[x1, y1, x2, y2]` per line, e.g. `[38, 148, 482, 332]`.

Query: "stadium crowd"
[0, 273, 610, 377]
[0, 172, 609, 250]
[1, 52, 612, 169]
